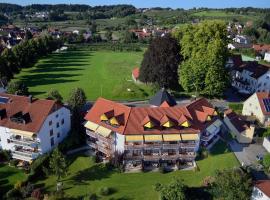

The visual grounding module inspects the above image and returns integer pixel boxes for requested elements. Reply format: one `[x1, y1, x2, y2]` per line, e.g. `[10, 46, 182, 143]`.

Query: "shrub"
[99, 187, 112, 196]
[14, 180, 24, 190]
[21, 182, 34, 198]
[6, 188, 22, 199]
[0, 150, 11, 162]
[9, 159, 19, 167]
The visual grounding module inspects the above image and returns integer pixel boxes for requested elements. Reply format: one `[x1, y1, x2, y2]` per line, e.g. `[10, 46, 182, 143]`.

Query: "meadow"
[14, 47, 154, 101]
[35, 141, 239, 200]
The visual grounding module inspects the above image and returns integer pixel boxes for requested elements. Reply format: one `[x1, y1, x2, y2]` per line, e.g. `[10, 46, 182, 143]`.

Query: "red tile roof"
[256, 92, 270, 115]
[0, 93, 61, 133]
[132, 67, 140, 80]
[224, 109, 250, 133]
[85, 97, 218, 135]
[255, 180, 270, 197]
[253, 44, 270, 52]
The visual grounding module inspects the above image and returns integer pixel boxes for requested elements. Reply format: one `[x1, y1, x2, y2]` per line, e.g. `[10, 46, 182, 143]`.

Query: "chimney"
[28, 95, 32, 103]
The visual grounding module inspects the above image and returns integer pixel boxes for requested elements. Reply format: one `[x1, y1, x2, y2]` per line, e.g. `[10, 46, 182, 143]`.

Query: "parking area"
[229, 140, 268, 166]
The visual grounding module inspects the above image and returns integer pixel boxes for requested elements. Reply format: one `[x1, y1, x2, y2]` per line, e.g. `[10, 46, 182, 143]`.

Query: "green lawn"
[14, 47, 154, 101]
[0, 164, 27, 196]
[229, 102, 244, 115]
[36, 140, 239, 200]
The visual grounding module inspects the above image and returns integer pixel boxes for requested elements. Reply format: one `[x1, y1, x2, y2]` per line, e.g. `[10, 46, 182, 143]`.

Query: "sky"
[1, 0, 270, 9]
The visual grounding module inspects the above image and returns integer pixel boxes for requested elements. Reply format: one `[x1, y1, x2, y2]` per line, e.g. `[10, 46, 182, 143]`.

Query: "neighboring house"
[228, 43, 252, 50]
[223, 109, 255, 143]
[84, 91, 222, 171]
[263, 137, 270, 153]
[242, 92, 270, 127]
[230, 61, 270, 94]
[149, 88, 177, 107]
[233, 35, 249, 44]
[251, 180, 270, 200]
[0, 93, 71, 162]
[264, 52, 270, 62]
[132, 67, 140, 83]
[253, 44, 270, 54]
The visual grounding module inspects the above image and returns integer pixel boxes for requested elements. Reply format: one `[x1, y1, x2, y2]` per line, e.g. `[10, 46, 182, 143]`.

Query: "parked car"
[256, 154, 264, 161]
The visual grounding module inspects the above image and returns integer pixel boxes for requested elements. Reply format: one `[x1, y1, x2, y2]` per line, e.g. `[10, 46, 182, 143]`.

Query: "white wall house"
[251, 180, 270, 200]
[233, 35, 249, 44]
[0, 93, 71, 162]
[231, 62, 270, 94]
[263, 137, 270, 153]
[264, 52, 270, 62]
[242, 92, 270, 127]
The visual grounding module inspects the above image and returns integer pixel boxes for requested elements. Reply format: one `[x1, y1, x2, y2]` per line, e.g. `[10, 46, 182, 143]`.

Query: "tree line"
[139, 20, 229, 98]
[0, 35, 62, 82]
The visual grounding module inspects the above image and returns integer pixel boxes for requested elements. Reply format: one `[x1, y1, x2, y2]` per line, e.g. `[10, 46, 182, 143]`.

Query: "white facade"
[263, 137, 270, 153]
[233, 35, 249, 44]
[232, 69, 270, 94]
[0, 107, 71, 161]
[242, 93, 270, 126]
[264, 52, 270, 62]
[251, 186, 270, 200]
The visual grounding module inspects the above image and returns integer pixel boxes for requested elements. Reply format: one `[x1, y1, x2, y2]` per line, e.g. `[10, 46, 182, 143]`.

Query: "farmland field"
[14, 46, 154, 101]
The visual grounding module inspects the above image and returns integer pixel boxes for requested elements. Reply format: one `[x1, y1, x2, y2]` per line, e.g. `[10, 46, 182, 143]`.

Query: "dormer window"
[207, 115, 211, 121]
[142, 115, 158, 129]
[160, 115, 175, 128]
[180, 121, 191, 128]
[100, 114, 109, 121]
[10, 111, 31, 124]
[100, 110, 114, 122]
[109, 117, 119, 126]
[0, 109, 7, 120]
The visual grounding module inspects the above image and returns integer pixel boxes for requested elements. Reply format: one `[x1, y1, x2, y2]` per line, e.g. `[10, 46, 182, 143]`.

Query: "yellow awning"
[126, 135, 144, 142]
[163, 134, 181, 141]
[84, 121, 99, 131]
[181, 134, 199, 141]
[10, 129, 35, 138]
[96, 126, 112, 137]
[144, 135, 162, 142]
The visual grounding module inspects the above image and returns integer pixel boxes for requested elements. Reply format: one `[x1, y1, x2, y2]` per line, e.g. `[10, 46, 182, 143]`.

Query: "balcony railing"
[86, 130, 97, 138]
[12, 150, 40, 161]
[86, 140, 97, 149]
[125, 143, 180, 150]
[163, 144, 180, 149]
[124, 154, 143, 160]
[97, 145, 111, 155]
[9, 137, 39, 148]
[180, 143, 196, 148]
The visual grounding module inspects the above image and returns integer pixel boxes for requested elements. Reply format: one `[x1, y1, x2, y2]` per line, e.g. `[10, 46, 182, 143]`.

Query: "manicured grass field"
[14, 47, 154, 101]
[36, 140, 239, 200]
[0, 164, 27, 196]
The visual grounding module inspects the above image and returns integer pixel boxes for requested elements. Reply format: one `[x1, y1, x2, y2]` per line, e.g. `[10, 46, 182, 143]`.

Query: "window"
[50, 137, 54, 147]
[57, 132, 60, 138]
[50, 129, 53, 136]
[56, 114, 59, 118]
[264, 82, 267, 86]
[61, 119, 64, 125]
[49, 121, 52, 126]
[56, 122, 59, 128]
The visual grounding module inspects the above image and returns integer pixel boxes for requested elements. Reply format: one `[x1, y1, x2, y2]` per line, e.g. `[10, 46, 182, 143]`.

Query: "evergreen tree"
[49, 148, 67, 181]
[7, 80, 29, 96]
[46, 89, 63, 103]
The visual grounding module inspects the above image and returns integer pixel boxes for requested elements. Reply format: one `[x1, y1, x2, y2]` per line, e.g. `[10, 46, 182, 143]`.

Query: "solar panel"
[263, 98, 270, 112]
[0, 96, 9, 104]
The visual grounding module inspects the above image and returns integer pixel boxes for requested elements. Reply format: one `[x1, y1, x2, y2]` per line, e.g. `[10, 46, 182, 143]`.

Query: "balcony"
[124, 143, 144, 150]
[12, 150, 40, 162]
[86, 130, 97, 138]
[97, 135, 112, 144]
[161, 154, 179, 160]
[143, 154, 161, 161]
[124, 154, 143, 160]
[180, 143, 196, 148]
[97, 145, 111, 155]
[162, 143, 180, 149]
[9, 136, 39, 148]
[86, 139, 97, 149]
[144, 143, 162, 149]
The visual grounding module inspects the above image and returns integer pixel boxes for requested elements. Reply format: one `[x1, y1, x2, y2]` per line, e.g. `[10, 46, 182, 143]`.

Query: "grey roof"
[149, 88, 177, 107]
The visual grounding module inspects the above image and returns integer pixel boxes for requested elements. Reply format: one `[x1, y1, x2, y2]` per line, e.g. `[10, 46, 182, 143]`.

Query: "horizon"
[1, 0, 270, 9]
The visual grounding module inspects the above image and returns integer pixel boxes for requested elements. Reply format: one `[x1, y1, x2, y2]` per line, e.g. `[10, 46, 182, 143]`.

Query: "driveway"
[229, 140, 267, 166]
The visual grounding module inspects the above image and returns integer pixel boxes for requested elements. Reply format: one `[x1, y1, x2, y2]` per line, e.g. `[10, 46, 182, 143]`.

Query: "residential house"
[253, 44, 270, 54]
[230, 61, 270, 94]
[223, 109, 255, 143]
[0, 94, 71, 162]
[264, 52, 270, 62]
[233, 35, 249, 44]
[84, 90, 222, 171]
[228, 43, 252, 50]
[242, 92, 270, 127]
[263, 137, 270, 153]
[251, 180, 270, 200]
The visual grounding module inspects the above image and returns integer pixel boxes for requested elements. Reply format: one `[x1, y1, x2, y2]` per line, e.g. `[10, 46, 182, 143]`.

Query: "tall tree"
[49, 148, 67, 181]
[139, 35, 182, 89]
[174, 20, 229, 97]
[46, 89, 63, 103]
[211, 168, 252, 200]
[67, 87, 86, 111]
[155, 179, 187, 200]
